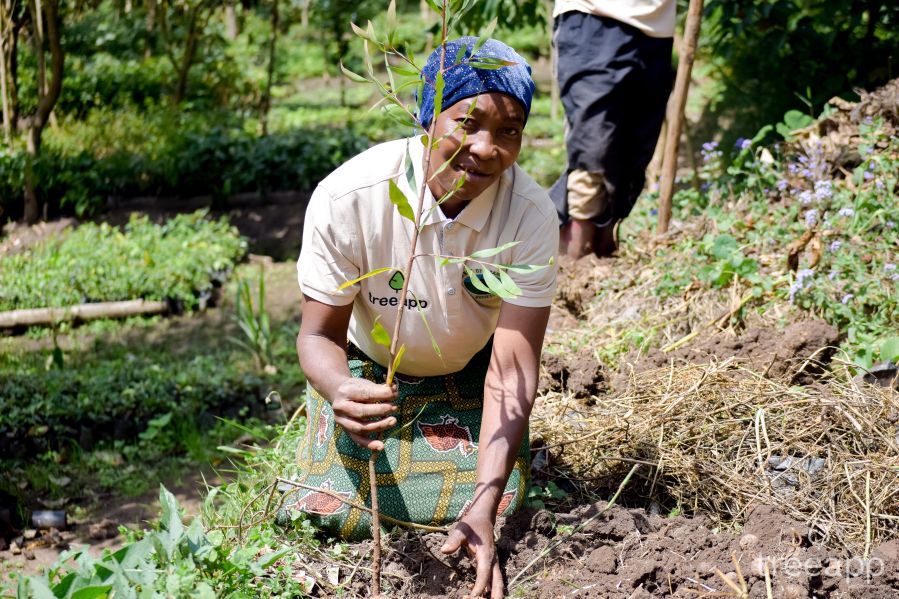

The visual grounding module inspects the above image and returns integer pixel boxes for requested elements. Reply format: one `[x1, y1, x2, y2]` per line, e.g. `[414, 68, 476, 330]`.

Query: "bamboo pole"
[656, 0, 704, 235]
[0, 299, 169, 328]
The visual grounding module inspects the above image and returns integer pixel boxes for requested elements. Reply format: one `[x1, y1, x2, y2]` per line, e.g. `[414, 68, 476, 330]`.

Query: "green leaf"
[498, 269, 521, 297]
[464, 265, 491, 293]
[336, 266, 394, 291]
[18, 577, 55, 599]
[472, 20, 498, 55]
[470, 241, 520, 259]
[391, 344, 406, 377]
[503, 263, 545, 274]
[482, 268, 513, 299]
[386, 0, 397, 40]
[371, 320, 391, 348]
[388, 180, 415, 222]
[159, 485, 184, 540]
[466, 57, 516, 70]
[880, 337, 899, 362]
[405, 141, 417, 192]
[339, 62, 368, 84]
[433, 69, 445, 125]
[388, 62, 419, 77]
[71, 585, 113, 599]
[255, 547, 292, 570]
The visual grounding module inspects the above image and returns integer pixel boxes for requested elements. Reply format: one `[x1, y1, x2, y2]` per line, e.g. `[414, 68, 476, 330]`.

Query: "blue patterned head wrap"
[418, 37, 535, 130]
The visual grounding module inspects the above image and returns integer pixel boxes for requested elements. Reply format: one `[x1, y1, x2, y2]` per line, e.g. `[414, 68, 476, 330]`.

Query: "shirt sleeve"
[296, 185, 360, 306]
[504, 203, 559, 308]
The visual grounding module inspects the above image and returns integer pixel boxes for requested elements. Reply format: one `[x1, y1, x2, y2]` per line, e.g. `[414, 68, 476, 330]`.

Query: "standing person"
[292, 37, 558, 598]
[550, 0, 675, 258]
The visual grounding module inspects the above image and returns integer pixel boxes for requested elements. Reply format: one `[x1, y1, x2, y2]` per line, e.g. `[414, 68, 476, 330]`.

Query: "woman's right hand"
[330, 377, 398, 451]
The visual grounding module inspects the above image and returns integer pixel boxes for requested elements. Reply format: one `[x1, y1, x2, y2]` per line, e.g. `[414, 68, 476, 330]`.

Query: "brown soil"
[617, 319, 841, 390]
[306, 503, 897, 598]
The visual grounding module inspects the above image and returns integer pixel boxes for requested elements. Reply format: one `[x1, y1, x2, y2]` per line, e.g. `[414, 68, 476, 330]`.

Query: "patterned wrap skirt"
[287, 342, 530, 540]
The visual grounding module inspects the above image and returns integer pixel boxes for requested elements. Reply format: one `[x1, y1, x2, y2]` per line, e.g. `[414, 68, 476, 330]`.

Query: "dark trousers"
[549, 11, 674, 227]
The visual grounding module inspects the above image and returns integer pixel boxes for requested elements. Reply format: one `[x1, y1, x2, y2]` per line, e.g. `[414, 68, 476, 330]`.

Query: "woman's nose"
[468, 130, 498, 160]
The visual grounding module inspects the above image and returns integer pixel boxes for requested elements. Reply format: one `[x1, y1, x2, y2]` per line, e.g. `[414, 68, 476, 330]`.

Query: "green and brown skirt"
[286, 342, 529, 540]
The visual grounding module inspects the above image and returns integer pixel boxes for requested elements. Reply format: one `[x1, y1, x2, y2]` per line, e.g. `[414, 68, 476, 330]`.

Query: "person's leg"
[617, 35, 675, 223]
[553, 13, 642, 258]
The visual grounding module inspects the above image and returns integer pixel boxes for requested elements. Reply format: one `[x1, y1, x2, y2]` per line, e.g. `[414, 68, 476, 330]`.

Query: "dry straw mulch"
[532, 360, 899, 555]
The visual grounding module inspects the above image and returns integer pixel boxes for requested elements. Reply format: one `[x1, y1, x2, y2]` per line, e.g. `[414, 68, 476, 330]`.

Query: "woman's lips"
[455, 164, 492, 180]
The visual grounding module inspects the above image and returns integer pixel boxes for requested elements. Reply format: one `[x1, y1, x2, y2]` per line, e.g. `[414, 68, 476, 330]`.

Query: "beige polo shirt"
[554, 0, 676, 38]
[297, 136, 559, 377]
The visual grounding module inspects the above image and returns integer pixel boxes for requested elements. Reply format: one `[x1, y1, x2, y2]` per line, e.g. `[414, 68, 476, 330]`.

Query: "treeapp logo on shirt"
[367, 270, 430, 310]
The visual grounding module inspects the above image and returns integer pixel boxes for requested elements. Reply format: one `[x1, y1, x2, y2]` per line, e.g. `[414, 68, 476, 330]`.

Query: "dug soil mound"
[618, 319, 841, 388]
[326, 504, 897, 598]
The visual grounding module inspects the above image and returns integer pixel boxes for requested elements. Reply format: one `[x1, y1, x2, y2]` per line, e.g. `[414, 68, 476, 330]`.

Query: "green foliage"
[230, 268, 275, 373]
[0, 342, 264, 457]
[13, 485, 313, 597]
[700, 0, 899, 144]
[0, 211, 246, 311]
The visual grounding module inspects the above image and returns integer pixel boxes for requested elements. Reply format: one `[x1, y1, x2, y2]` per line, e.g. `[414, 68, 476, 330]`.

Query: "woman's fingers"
[334, 413, 396, 433]
[346, 430, 385, 451]
[490, 560, 504, 598]
[470, 545, 495, 598]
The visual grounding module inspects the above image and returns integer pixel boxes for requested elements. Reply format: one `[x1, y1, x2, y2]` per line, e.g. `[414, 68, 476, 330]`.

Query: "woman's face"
[425, 92, 525, 210]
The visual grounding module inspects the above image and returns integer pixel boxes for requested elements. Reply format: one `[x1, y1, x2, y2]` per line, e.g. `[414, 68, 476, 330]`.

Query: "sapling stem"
[369, 8, 448, 597]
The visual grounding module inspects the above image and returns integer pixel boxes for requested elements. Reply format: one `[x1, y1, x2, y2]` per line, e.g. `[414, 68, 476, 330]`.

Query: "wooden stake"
[0, 299, 168, 328]
[656, 0, 704, 235]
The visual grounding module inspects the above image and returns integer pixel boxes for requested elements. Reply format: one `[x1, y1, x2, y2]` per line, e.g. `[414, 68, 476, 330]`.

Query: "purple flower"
[864, 171, 874, 181]
[814, 180, 832, 200]
[838, 207, 854, 217]
[841, 293, 854, 304]
[788, 163, 800, 174]
[790, 269, 816, 304]
[886, 263, 897, 272]
[799, 190, 814, 205]
[887, 221, 896, 229]
[863, 116, 873, 126]
[777, 179, 789, 191]
[829, 240, 842, 252]
[804, 209, 818, 228]
[828, 270, 838, 281]
[798, 155, 809, 164]
[876, 179, 885, 190]
[702, 141, 718, 152]
[892, 274, 899, 282]
[801, 169, 813, 179]
[736, 137, 752, 151]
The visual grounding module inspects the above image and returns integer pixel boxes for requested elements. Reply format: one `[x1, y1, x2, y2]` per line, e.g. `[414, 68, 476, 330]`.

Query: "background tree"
[699, 0, 899, 143]
[22, 0, 63, 223]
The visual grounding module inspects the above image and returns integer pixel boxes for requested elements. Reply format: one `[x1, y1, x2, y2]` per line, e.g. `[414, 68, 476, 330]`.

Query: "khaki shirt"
[298, 137, 559, 377]
[554, 0, 676, 38]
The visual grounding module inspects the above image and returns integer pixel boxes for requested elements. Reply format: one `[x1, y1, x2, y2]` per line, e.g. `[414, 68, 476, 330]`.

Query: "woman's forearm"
[468, 304, 549, 519]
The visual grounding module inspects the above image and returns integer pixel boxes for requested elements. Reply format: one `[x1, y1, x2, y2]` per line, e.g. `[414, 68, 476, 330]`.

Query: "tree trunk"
[9, 12, 20, 127]
[23, 0, 62, 224]
[144, 0, 156, 57]
[0, 9, 11, 144]
[259, 0, 278, 136]
[173, 5, 202, 104]
[224, 0, 237, 39]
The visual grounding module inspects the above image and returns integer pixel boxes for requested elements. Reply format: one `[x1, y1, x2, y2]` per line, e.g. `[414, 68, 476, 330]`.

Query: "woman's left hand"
[440, 511, 503, 598]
